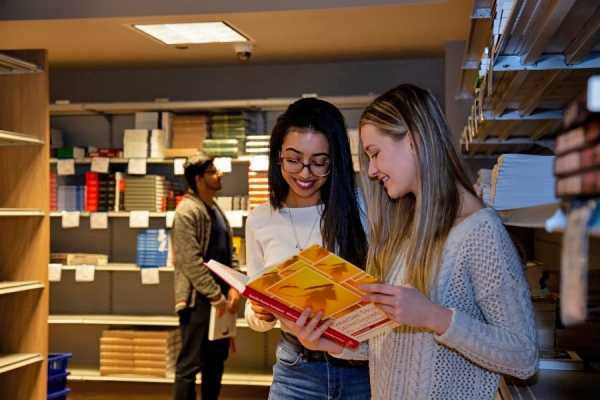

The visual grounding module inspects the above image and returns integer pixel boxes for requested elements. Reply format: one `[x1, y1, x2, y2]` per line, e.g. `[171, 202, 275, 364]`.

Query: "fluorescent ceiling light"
[133, 22, 248, 45]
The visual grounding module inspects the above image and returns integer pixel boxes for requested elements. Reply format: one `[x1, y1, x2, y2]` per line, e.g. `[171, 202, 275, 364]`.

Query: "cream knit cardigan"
[350, 207, 538, 399]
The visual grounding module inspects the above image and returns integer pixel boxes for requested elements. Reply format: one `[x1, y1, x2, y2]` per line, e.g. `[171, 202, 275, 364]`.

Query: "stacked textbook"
[489, 154, 557, 210]
[99, 329, 180, 377]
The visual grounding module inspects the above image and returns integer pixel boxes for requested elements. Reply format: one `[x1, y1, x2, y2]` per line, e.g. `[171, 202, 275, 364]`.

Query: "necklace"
[288, 208, 320, 251]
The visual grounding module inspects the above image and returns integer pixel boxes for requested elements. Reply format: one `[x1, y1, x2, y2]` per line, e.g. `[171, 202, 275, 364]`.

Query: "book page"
[205, 260, 249, 293]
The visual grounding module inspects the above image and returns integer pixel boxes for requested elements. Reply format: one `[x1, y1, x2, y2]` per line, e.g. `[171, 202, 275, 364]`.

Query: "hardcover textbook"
[205, 244, 398, 349]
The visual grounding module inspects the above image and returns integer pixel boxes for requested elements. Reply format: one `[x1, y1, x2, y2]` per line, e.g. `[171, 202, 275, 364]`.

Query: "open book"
[205, 244, 398, 349]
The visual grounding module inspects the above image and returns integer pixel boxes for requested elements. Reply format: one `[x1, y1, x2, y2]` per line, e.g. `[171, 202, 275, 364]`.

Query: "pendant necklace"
[288, 208, 320, 251]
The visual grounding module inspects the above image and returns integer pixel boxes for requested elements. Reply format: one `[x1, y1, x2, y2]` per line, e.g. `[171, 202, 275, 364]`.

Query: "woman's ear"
[406, 132, 416, 155]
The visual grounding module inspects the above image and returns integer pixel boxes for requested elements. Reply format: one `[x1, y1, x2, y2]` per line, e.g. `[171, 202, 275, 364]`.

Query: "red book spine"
[242, 287, 359, 349]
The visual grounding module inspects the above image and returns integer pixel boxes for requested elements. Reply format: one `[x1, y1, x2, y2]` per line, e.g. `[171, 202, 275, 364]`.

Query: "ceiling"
[0, 0, 474, 69]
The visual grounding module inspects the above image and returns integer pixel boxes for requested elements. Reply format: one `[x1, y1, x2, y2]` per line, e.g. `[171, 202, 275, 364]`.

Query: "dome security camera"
[233, 43, 254, 62]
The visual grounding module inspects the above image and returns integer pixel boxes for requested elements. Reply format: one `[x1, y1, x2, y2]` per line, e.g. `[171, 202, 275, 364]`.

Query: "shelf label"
[588, 75, 600, 112]
[141, 267, 160, 285]
[128, 158, 147, 175]
[250, 155, 269, 171]
[129, 210, 150, 228]
[91, 156, 110, 173]
[166, 211, 175, 228]
[75, 264, 95, 282]
[57, 159, 75, 176]
[214, 157, 232, 173]
[48, 263, 63, 282]
[173, 158, 186, 176]
[61, 211, 80, 228]
[90, 212, 108, 229]
[225, 210, 244, 228]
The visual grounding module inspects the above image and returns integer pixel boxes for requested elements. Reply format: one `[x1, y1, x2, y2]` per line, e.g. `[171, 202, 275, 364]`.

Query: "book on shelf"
[208, 305, 237, 341]
[538, 349, 584, 371]
[205, 243, 399, 349]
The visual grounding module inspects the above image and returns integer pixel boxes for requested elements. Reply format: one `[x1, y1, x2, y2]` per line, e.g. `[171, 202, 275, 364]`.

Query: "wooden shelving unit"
[0, 49, 49, 400]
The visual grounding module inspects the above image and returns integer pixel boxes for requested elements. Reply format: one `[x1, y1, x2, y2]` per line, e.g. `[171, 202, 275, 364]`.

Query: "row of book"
[553, 91, 600, 199]
[51, 172, 182, 212]
[474, 154, 557, 210]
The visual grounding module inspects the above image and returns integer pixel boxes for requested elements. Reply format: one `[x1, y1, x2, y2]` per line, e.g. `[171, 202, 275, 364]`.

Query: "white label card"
[75, 264, 95, 282]
[174, 158, 186, 176]
[214, 157, 232, 173]
[166, 211, 175, 228]
[57, 159, 75, 176]
[588, 76, 600, 112]
[141, 267, 160, 285]
[90, 212, 108, 229]
[224, 210, 244, 228]
[48, 264, 63, 282]
[128, 158, 147, 175]
[61, 211, 80, 228]
[91, 156, 110, 173]
[250, 155, 269, 171]
[129, 210, 150, 228]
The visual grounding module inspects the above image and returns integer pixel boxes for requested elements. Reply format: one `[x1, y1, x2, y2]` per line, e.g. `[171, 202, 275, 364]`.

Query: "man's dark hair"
[183, 155, 214, 193]
[267, 97, 368, 270]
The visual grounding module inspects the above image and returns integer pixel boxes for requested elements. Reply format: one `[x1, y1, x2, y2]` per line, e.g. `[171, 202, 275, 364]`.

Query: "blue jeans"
[269, 339, 371, 400]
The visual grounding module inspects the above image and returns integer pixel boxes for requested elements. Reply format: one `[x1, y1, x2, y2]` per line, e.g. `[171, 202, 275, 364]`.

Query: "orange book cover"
[205, 243, 398, 349]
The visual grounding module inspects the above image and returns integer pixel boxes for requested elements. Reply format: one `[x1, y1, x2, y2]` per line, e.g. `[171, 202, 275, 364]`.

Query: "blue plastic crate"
[47, 371, 70, 395]
[47, 388, 70, 400]
[48, 353, 72, 378]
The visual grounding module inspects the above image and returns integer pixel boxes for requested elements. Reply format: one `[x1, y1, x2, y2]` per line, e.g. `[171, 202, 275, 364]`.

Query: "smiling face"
[280, 129, 331, 207]
[360, 123, 418, 199]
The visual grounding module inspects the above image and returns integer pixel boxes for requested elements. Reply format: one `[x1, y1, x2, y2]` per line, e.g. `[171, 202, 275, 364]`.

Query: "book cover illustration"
[205, 243, 398, 349]
[208, 305, 237, 341]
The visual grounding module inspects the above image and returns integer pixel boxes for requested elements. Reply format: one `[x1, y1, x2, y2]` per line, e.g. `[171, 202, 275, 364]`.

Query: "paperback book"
[208, 305, 237, 341]
[205, 244, 398, 349]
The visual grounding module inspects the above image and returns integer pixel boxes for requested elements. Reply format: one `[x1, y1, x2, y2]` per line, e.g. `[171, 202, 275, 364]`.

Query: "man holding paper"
[172, 155, 240, 400]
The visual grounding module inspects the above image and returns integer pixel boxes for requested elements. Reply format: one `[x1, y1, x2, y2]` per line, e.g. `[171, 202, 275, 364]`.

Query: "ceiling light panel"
[133, 22, 248, 45]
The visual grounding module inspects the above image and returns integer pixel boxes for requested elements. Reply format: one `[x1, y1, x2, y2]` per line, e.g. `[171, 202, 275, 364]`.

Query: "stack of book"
[202, 138, 239, 158]
[98, 173, 117, 212]
[215, 195, 248, 212]
[50, 252, 109, 266]
[85, 172, 99, 212]
[149, 129, 167, 158]
[124, 175, 169, 212]
[50, 172, 57, 211]
[248, 171, 269, 211]
[553, 91, 600, 199]
[136, 229, 169, 267]
[167, 114, 209, 156]
[474, 169, 492, 205]
[489, 154, 557, 210]
[245, 135, 270, 156]
[123, 129, 149, 159]
[99, 329, 181, 377]
[57, 185, 85, 211]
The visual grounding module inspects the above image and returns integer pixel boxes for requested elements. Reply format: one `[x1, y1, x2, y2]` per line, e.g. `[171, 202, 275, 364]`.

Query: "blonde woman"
[286, 84, 538, 400]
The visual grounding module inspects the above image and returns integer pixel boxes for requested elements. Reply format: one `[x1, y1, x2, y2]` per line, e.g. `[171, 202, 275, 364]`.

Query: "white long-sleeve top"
[244, 202, 324, 332]
[365, 207, 538, 399]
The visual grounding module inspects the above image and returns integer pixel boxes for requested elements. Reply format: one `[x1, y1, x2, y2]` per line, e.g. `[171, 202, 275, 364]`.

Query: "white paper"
[214, 157, 232, 173]
[91, 157, 110, 173]
[129, 210, 150, 228]
[48, 264, 63, 282]
[57, 159, 75, 176]
[141, 267, 160, 285]
[250, 155, 269, 171]
[90, 212, 108, 229]
[61, 211, 80, 228]
[75, 264, 95, 282]
[166, 211, 175, 228]
[128, 158, 147, 175]
[174, 158, 186, 175]
[225, 210, 244, 228]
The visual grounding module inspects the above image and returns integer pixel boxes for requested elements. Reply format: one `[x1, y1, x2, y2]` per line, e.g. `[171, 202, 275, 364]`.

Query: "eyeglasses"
[279, 157, 331, 177]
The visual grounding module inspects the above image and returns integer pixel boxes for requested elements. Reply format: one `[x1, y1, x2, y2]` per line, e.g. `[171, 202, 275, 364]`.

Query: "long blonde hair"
[358, 84, 476, 297]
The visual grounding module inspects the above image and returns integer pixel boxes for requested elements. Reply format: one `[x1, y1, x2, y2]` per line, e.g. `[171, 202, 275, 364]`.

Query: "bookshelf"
[0, 49, 49, 400]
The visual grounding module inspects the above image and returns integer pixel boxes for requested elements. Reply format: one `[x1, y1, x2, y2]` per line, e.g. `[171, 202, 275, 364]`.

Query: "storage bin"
[47, 388, 71, 400]
[48, 353, 72, 377]
[47, 371, 70, 395]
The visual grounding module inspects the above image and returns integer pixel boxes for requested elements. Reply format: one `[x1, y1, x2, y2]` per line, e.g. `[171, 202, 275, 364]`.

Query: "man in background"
[173, 155, 240, 400]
